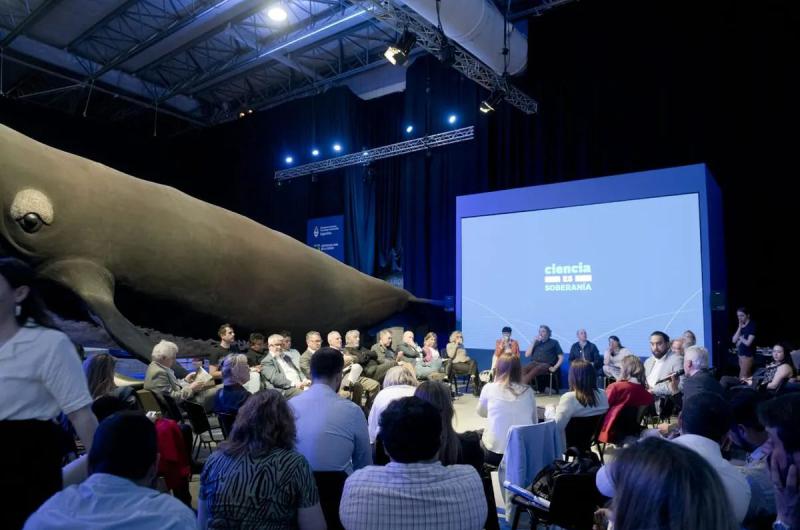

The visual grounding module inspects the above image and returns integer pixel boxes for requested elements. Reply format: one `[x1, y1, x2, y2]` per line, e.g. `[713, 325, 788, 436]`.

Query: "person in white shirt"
[368, 365, 418, 444]
[25, 412, 195, 530]
[260, 334, 310, 398]
[644, 331, 684, 419]
[476, 353, 537, 466]
[554, 360, 609, 446]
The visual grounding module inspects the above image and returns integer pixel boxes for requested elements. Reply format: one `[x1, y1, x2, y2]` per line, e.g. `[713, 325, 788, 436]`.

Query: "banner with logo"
[307, 215, 345, 262]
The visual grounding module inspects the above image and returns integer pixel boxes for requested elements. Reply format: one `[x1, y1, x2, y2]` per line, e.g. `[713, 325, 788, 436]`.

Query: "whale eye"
[18, 212, 44, 233]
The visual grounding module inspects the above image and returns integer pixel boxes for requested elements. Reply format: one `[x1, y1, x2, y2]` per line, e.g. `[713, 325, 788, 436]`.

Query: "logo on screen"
[544, 263, 593, 291]
[313, 226, 320, 238]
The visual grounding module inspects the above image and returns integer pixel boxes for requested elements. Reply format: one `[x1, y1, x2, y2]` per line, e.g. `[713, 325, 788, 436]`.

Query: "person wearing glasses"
[260, 334, 310, 398]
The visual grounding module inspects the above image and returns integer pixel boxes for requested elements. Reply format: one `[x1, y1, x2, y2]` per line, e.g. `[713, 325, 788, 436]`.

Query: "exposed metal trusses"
[275, 125, 475, 181]
[0, 0, 60, 48]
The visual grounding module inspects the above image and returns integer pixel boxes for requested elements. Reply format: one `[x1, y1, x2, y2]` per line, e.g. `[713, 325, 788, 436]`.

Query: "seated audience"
[340, 397, 487, 530]
[299, 331, 322, 379]
[671, 337, 685, 358]
[289, 348, 372, 474]
[682, 329, 697, 348]
[368, 365, 418, 444]
[493, 326, 521, 360]
[728, 390, 776, 527]
[644, 331, 684, 418]
[477, 354, 537, 466]
[199, 390, 325, 529]
[721, 342, 795, 392]
[602, 335, 634, 380]
[280, 330, 302, 368]
[346, 329, 395, 383]
[669, 345, 724, 405]
[371, 328, 397, 362]
[261, 334, 310, 398]
[446, 330, 481, 396]
[415, 332, 446, 381]
[209, 323, 239, 379]
[83, 352, 137, 408]
[568, 329, 602, 372]
[554, 360, 608, 444]
[602, 437, 738, 530]
[244, 333, 266, 368]
[327, 330, 344, 353]
[25, 412, 195, 529]
[758, 393, 800, 529]
[397, 330, 424, 364]
[599, 355, 654, 444]
[522, 324, 564, 385]
[214, 354, 251, 415]
[144, 340, 216, 411]
[416, 381, 483, 472]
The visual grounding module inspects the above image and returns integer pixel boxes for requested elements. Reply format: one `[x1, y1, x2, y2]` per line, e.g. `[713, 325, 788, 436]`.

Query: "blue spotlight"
[285, 156, 294, 164]
[405, 125, 414, 134]
[333, 143, 342, 153]
[447, 114, 457, 125]
[311, 148, 320, 157]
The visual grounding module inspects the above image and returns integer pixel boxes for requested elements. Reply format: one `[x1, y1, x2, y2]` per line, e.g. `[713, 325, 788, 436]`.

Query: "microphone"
[655, 369, 684, 385]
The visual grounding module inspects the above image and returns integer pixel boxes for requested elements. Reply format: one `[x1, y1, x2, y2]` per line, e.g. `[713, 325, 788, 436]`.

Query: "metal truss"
[275, 125, 474, 181]
[354, 0, 538, 115]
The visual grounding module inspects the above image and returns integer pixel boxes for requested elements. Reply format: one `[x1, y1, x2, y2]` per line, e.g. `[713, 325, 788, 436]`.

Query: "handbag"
[529, 447, 601, 502]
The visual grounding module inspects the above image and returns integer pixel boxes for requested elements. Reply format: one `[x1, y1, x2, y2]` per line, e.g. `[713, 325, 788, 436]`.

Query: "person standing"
[732, 307, 756, 379]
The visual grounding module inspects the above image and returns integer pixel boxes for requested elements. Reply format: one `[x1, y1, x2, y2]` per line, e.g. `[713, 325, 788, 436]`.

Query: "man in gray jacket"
[261, 334, 310, 398]
[144, 340, 217, 411]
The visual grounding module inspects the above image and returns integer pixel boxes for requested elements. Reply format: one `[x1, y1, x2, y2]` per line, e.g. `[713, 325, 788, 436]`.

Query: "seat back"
[606, 405, 647, 445]
[157, 392, 185, 422]
[791, 350, 800, 372]
[180, 399, 212, 435]
[136, 389, 164, 414]
[216, 412, 237, 438]
[547, 471, 602, 529]
[313, 471, 348, 530]
[564, 413, 606, 454]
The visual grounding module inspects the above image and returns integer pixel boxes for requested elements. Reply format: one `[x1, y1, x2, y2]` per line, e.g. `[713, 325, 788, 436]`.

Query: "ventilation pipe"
[396, 0, 527, 75]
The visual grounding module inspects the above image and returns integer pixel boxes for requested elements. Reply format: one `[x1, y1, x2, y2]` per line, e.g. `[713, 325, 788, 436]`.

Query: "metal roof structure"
[0, 0, 572, 130]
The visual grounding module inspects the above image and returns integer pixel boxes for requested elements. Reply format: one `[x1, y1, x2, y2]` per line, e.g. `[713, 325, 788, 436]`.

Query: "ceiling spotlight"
[384, 30, 416, 66]
[479, 90, 506, 114]
[447, 114, 457, 125]
[333, 143, 342, 153]
[267, 5, 288, 22]
[285, 156, 294, 164]
[311, 148, 320, 157]
[405, 125, 414, 134]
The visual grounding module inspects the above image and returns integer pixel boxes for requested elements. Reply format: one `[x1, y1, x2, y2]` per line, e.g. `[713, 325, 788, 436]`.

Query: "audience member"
[599, 355, 654, 444]
[300, 331, 322, 379]
[722, 342, 795, 393]
[644, 331, 683, 418]
[261, 334, 310, 398]
[244, 333, 265, 368]
[209, 323, 239, 379]
[670, 345, 724, 405]
[682, 329, 697, 348]
[280, 330, 302, 368]
[493, 326, 520, 360]
[346, 329, 395, 383]
[733, 307, 757, 379]
[327, 330, 344, 352]
[199, 390, 325, 529]
[521, 325, 564, 385]
[83, 352, 137, 408]
[671, 337, 685, 358]
[289, 348, 371, 474]
[554, 360, 608, 445]
[371, 328, 397, 362]
[340, 397, 487, 530]
[368, 365, 418, 444]
[396, 330, 423, 364]
[477, 354, 536, 466]
[0, 258, 98, 529]
[25, 412, 195, 530]
[568, 329, 602, 372]
[144, 339, 216, 411]
[728, 390, 776, 527]
[602, 335, 634, 380]
[758, 393, 800, 529]
[415, 332, 445, 381]
[214, 354, 251, 415]
[446, 330, 481, 396]
[604, 437, 738, 530]
[416, 381, 484, 472]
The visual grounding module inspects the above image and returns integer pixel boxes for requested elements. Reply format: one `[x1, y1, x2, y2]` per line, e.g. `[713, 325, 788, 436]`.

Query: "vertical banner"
[307, 215, 345, 262]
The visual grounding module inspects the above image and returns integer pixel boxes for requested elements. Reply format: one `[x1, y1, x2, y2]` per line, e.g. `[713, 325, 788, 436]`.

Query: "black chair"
[602, 405, 648, 448]
[156, 392, 186, 422]
[313, 471, 348, 530]
[180, 400, 224, 459]
[510, 471, 602, 530]
[564, 413, 607, 462]
[481, 471, 500, 530]
[216, 411, 237, 438]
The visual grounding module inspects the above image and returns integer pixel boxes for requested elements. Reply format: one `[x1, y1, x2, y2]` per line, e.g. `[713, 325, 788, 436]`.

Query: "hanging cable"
[82, 80, 94, 117]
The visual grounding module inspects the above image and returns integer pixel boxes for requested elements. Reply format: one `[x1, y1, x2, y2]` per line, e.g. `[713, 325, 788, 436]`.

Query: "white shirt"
[0, 325, 92, 420]
[646, 356, 666, 388]
[289, 384, 372, 474]
[276, 355, 302, 386]
[24, 473, 195, 529]
[476, 382, 537, 454]
[554, 390, 609, 433]
[339, 462, 487, 530]
[367, 385, 418, 443]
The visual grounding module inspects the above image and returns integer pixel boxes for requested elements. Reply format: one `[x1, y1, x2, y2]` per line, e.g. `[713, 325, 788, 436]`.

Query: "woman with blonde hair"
[83, 353, 138, 408]
[367, 365, 418, 444]
[598, 355, 654, 443]
[476, 353, 536, 465]
[415, 332, 445, 381]
[446, 330, 481, 396]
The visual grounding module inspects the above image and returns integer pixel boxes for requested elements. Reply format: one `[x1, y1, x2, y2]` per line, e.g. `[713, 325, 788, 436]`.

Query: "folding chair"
[180, 400, 224, 459]
[564, 413, 607, 462]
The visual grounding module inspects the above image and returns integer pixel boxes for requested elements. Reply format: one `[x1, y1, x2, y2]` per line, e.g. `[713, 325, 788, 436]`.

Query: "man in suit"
[299, 330, 322, 380]
[670, 345, 725, 405]
[143, 339, 217, 412]
[261, 334, 310, 398]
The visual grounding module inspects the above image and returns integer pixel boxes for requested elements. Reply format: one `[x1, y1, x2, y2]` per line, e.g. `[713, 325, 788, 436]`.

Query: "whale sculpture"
[0, 123, 414, 361]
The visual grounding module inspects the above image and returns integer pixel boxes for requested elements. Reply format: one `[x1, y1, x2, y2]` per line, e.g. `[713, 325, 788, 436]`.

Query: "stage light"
[285, 156, 294, 164]
[447, 114, 457, 125]
[267, 5, 288, 21]
[384, 30, 416, 66]
[362, 150, 369, 157]
[479, 90, 505, 114]
[333, 143, 342, 152]
[438, 37, 456, 67]
[311, 148, 320, 157]
[405, 125, 414, 134]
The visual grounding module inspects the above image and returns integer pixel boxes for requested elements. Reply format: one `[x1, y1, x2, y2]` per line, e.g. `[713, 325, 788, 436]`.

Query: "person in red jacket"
[599, 355, 654, 444]
[493, 326, 520, 360]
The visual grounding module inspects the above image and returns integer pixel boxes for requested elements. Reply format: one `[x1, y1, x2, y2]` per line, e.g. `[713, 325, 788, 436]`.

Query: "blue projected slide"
[461, 194, 704, 357]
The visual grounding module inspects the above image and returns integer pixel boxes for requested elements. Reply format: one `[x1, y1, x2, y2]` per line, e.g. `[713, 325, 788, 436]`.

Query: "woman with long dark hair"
[0, 257, 97, 529]
[602, 335, 634, 380]
[554, 360, 608, 443]
[199, 389, 325, 529]
[83, 352, 137, 407]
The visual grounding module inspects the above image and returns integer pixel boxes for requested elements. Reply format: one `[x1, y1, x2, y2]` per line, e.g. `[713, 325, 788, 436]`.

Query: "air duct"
[396, 0, 527, 75]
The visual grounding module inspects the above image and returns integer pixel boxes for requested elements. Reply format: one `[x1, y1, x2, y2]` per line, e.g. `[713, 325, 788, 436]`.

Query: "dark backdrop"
[2, 0, 798, 354]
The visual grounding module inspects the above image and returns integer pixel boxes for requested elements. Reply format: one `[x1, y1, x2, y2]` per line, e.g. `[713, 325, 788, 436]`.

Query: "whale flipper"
[38, 259, 155, 362]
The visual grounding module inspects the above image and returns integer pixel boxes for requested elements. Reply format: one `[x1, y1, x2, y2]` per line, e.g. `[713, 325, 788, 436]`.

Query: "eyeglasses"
[268, 343, 282, 347]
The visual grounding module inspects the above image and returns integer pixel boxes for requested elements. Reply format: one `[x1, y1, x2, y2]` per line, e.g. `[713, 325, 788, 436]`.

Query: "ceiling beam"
[0, 0, 61, 49]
